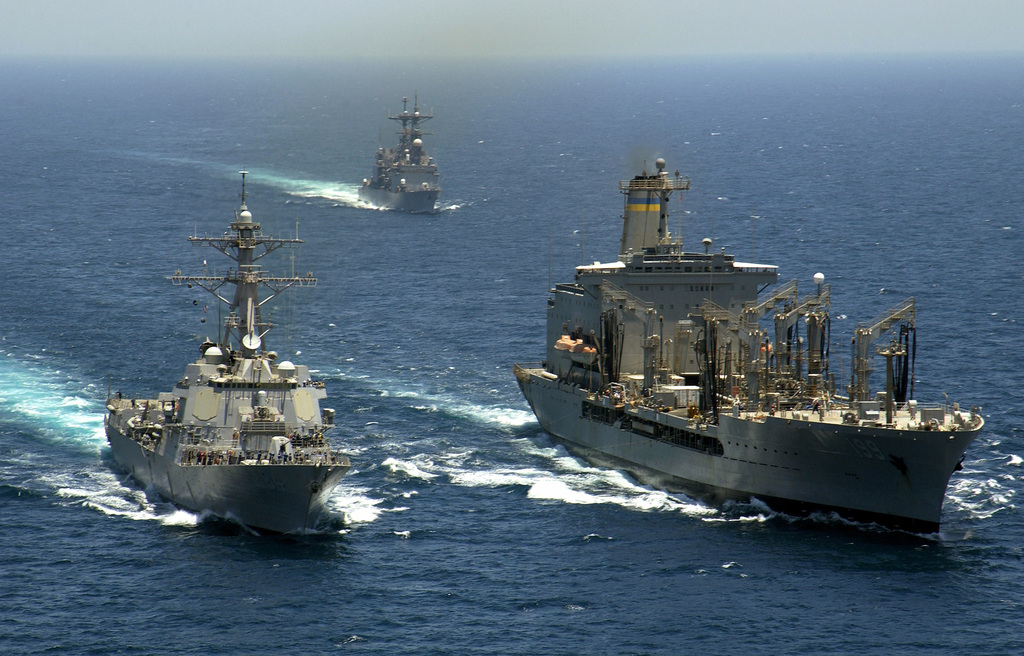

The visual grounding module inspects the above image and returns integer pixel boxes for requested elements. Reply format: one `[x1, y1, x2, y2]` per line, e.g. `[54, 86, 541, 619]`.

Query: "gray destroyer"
[515, 158, 982, 532]
[359, 95, 441, 213]
[105, 173, 350, 534]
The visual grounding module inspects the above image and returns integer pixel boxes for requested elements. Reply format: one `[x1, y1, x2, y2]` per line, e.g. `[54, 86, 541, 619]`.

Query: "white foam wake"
[119, 152, 375, 210]
[336, 368, 537, 430]
[325, 484, 388, 526]
[254, 171, 367, 207]
[379, 438, 718, 519]
[437, 398, 537, 429]
[381, 457, 438, 480]
[946, 474, 1016, 521]
[0, 352, 105, 452]
[0, 352, 203, 526]
[52, 469, 201, 527]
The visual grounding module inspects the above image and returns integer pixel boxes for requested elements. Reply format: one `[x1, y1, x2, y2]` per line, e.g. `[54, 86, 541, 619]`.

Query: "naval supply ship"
[359, 95, 441, 213]
[105, 172, 351, 534]
[514, 158, 982, 533]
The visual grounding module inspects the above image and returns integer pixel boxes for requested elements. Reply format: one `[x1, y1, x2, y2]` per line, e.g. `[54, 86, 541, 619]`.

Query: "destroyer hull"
[106, 424, 350, 534]
[358, 186, 438, 213]
[518, 370, 977, 532]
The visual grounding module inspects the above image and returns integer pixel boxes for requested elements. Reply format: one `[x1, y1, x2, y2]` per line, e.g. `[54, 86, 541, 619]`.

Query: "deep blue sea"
[1, 56, 1022, 655]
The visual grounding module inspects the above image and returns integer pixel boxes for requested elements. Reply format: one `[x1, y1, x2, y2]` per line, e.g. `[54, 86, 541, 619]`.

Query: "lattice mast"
[171, 171, 316, 355]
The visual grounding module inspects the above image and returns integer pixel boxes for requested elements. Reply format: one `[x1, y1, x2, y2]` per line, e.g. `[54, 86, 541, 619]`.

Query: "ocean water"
[1, 56, 1022, 654]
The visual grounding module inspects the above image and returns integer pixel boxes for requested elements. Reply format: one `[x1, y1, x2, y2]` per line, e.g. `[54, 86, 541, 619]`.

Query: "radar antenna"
[239, 169, 249, 208]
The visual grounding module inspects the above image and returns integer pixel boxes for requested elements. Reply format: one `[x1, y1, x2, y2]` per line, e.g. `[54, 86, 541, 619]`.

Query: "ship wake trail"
[116, 152, 371, 210]
[0, 352, 105, 452]
[255, 171, 367, 207]
[0, 352, 191, 526]
[334, 368, 537, 430]
[514, 441, 718, 516]
[372, 434, 723, 520]
[410, 397, 536, 430]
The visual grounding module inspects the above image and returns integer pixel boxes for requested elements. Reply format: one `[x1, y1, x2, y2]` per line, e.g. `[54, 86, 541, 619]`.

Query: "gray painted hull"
[519, 372, 977, 532]
[106, 424, 350, 534]
[358, 186, 438, 213]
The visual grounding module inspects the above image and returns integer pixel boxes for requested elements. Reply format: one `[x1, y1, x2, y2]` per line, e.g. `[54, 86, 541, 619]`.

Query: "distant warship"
[515, 158, 983, 532]
[106, 172, 350, 534]
[359, 95, 440, 213]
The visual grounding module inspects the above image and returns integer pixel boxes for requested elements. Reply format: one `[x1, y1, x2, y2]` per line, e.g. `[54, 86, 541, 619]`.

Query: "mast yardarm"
[170, 171, 316, 354]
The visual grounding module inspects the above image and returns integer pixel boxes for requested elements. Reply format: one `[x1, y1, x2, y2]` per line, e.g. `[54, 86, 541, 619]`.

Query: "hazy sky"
[2, 0, 1022, 60]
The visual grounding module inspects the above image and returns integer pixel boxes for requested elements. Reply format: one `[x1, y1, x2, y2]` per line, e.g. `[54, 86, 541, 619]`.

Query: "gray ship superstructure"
[106, 173, 350, 534]
[515, 158, 982, 532]
[359, 95, 441, 213]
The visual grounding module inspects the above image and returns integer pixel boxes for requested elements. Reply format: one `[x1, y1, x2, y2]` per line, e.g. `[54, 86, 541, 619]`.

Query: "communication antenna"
[580, 208, 585, 266]
[750, 213, 758, 262]
[239, 169, 249, 208]
[548, 218, 552, 292]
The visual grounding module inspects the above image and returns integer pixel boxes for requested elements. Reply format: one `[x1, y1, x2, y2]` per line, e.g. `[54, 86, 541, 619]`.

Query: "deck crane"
[771, 278, 831, 383]
[850, 297, 916, 423]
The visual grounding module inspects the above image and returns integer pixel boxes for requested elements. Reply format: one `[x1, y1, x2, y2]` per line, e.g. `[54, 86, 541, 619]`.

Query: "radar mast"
[171, 172, 316, 355]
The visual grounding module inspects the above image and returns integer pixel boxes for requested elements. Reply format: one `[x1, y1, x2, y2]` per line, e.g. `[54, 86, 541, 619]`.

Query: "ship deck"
[515, 363, 980, 435]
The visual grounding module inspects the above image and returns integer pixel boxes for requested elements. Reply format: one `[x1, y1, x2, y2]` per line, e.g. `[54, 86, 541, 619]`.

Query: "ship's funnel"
[619, 159, 689, 258]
